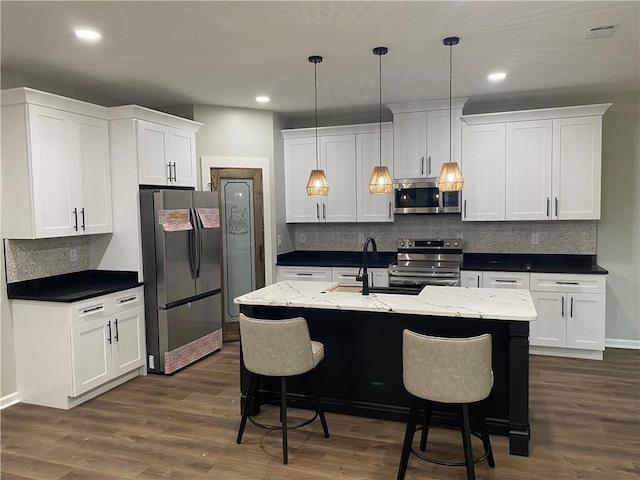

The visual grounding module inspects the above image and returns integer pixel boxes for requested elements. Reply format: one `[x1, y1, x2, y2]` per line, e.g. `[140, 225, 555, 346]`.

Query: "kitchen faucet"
[357, 237, 378, 295]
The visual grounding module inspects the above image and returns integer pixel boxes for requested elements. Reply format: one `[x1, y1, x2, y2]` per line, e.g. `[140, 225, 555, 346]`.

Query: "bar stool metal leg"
[419, 400, 432, 452]
[237, 373, 259, 444]
[281, 377, 288, 465]
[478, 414, 495, 468]
[460, 403, 476, 480]
[397, 396, 421, 480]
[309, 370, 329, 438]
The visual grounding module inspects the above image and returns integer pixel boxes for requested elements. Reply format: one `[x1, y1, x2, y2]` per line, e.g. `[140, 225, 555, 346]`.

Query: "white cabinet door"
[75, 114, 112, 234]
[461, 123, 506, 221]
[321, 135, 357, 222]
[482, 271, 530, 289]
[277, 266, 332, 282]
[566, 293, 605, 351]
[284, 137, 321, 223]
[426, 108, 462, 178]
[28, 105, 77, 238]
[331, 267, 363, 286]
[552, 116, 602, 220]
[530, 292, 567, 348]
[460, 271, 482, 288]
[138, 120, 170, 186]
[356, 131, 394, 222]
[112, 306, 145, 377]
[70, 318, 113, 396]
[169, 128, 197, 187]
[370, 268, 389, 287]
[506, 120, 553, 221]
[393, 112, 427, 179]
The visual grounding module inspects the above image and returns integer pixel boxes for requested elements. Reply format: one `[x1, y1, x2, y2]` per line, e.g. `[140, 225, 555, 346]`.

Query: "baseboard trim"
[0, 392, 19, 410]
[530, 346, 603, 360]
[605, 338, 640, 350]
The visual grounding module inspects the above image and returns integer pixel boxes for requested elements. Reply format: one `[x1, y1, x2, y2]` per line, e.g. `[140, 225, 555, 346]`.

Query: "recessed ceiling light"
[256, 96, 270, 103]
[488, 72, 507, 82]
[74, 29, 102, 41]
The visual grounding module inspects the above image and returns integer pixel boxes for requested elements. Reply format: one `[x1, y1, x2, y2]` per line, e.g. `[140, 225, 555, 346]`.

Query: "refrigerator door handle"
[188, 211, 198, 279]
[194, 207, 203, 278]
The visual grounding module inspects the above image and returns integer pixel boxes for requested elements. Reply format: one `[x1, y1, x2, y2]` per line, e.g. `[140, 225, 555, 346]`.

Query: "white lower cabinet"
[460, 271, 482, 288]
[460, 271, 529, 289]
[277, 266, 332, 282]
[12, 287, 146, 409]
[529, 273, 606, 359]
[277, 266, 389, 288]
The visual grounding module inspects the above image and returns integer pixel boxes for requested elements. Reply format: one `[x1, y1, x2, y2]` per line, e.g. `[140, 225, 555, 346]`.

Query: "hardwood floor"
[2, 343, 638, 480]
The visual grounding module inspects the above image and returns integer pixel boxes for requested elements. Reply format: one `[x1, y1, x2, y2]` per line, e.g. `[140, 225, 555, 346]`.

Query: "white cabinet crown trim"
[282, 122, 392, 139]
[1, 87, 109, 119]
[108, 105, 202, 131]
[387, 97, 468, 114]
[461, 103, 612, 125]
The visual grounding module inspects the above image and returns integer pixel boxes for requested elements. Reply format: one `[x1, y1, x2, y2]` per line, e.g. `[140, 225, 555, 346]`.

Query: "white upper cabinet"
[1, 89, 112, 239]
[356, 130, 394, 222]
[388, 98, 467, 180]
[461, 104, 611, 222]
[137, 119, 198, 187]
[283, 123, 391, 224]
[552, 116, 602, 220]
[461, 123, 506, 221]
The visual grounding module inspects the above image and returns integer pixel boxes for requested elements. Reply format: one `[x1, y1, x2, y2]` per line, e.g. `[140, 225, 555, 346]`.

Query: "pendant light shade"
[369, 46, 393, 194]
[437, 36, 464, 193]
[306, 55, 329, 196]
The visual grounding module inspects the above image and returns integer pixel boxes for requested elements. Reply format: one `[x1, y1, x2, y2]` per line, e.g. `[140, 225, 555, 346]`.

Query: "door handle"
[555, 197, 559, 217]
[463, 199, 467, 219]
[428, 156, 432, 175]
[495, 279, 518, 283]
[477, 276, 480, 288]
[561, 296, 565, 317]
[570, 297, 574, 317]
[73, 208, 78, 231]
[388, 201, 392, 219]
[546, 198, 550, 218]
[316, 203, 320, 220]
[167, 163, 172, 182]
[114, 319, 119, 342]
[322, 203, 326, 220]
[107, 321, 112, 344]
[556, 281, 579, 285]
[172, 162, 177, 182]
[80, 208, 86, 231]
[420, 156, 425, 175]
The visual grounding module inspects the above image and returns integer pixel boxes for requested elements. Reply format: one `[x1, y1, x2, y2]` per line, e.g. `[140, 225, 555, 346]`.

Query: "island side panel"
[239, 303, 530, 457]
[509, 320, 531, 456]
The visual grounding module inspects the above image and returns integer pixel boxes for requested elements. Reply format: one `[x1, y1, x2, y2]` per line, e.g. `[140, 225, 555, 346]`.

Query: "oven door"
[393, 180, 440, 214]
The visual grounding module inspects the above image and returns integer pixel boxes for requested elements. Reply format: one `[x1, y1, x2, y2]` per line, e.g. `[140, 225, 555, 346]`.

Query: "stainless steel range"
[388, 238, 463, 289]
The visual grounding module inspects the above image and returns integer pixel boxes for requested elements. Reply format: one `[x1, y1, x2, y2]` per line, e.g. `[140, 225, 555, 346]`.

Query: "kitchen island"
[234, 281, 537, 456]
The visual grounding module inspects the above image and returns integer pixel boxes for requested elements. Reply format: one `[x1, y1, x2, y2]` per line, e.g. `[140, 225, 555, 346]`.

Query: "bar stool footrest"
[411, 428, 490, 467]
[249, 410, 319, 431]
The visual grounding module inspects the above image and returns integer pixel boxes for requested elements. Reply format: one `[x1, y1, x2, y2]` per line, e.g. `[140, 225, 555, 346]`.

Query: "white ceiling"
[1, 1, 638, 118]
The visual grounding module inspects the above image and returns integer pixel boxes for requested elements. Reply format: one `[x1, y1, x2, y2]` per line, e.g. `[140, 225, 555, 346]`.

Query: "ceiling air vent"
[583, 25, 618, 40]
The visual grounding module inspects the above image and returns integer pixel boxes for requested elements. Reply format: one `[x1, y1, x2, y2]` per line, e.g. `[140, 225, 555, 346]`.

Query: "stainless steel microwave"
[393, 179, 462, 214]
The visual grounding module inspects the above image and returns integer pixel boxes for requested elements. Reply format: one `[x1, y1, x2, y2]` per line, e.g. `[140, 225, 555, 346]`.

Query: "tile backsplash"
[293, 216, 597, 254]
[4, 237, 91, 283]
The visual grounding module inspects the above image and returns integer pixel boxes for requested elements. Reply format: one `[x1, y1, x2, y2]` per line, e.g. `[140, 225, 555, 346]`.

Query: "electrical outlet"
[358, 233, 365, 244]
[69, 248, 78, 262]
[148, 355, 155, 369]
[531, 233, 539, 245]
[299, 233, 307, 244]
[277, 235, 282, 246]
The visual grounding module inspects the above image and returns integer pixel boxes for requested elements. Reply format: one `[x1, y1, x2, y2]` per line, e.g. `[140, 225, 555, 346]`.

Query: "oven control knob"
[399, 240, 406, 248]
[453, 241, 459, 247]
[445, 242, 451, 247]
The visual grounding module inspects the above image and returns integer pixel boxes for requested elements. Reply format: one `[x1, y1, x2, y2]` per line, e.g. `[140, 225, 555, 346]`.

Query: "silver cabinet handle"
[322, 203, 326, 220]
[420, 156, 424, 175]
[546, 197, 550, 218]
[316, 203, 320, 220]
[556, 281, 579, 285]
[463, 199, 467, 219]
[167, 163, 172, 182]
[561, 296, 565, 317]
[114, 318, 119, 342]
[296, 272, 313, 276]
[118, 296, 137, 304]
[172, 162, 177, 182]
[555, 197, 559, 217]
[495, 279, 518, 283]
[477, 276, 480, 288]
[73, 208, 78, 231]
[388, 201, 392, 219]
[428, 156, 432, 175]
[107, 321, 112, 344]
[80, 208, 85, 231]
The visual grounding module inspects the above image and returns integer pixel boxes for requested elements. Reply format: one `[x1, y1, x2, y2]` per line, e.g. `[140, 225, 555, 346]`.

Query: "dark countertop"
[277, 251, 397, 269]
[462, 253, 608, 274]
[276, 251, 608, 275]
[7, 270, 143, 303]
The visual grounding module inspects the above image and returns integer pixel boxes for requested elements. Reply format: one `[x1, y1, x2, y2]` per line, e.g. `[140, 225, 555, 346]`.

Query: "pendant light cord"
[449, 41, 453, 164]
[379, 51, 382, 167]
[314, 60, 319, 170]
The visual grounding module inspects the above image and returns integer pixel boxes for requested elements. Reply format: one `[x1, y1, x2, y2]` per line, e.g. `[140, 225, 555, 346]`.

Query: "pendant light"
[437, 37, 464, 192]
[369, 46, 393, 194]
[306, 55, 329, 196]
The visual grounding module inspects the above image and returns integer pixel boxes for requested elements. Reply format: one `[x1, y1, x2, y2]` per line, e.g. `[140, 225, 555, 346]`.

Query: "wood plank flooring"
[2, 343, 638, 479]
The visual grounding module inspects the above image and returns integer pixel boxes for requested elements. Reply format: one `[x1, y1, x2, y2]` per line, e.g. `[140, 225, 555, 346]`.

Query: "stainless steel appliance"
[387, 238, 463, 291]
[393, 179, 461, 214]
[140, 188, 223, 374]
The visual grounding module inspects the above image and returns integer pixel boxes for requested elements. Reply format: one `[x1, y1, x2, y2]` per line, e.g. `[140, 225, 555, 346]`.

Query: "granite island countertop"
[234, 281, 537, 321]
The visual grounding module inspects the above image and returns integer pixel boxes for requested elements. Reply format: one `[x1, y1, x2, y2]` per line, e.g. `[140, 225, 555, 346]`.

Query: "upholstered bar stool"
[398, 330, 495, 480]
[236, 313, 329, 464]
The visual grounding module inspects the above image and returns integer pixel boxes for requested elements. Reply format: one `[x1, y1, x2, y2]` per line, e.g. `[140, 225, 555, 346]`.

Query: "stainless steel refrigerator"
[140, 188, 222, 374]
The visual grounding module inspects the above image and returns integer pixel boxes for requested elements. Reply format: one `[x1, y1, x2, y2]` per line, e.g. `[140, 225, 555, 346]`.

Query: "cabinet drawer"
[70, 298, 108, 326]
[530, 273, 606, 294]
[277, 266, 332, 282]
[331, 267, 362, 286]
[482, 271, 530, 289]
[111, 288, 143, 314]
